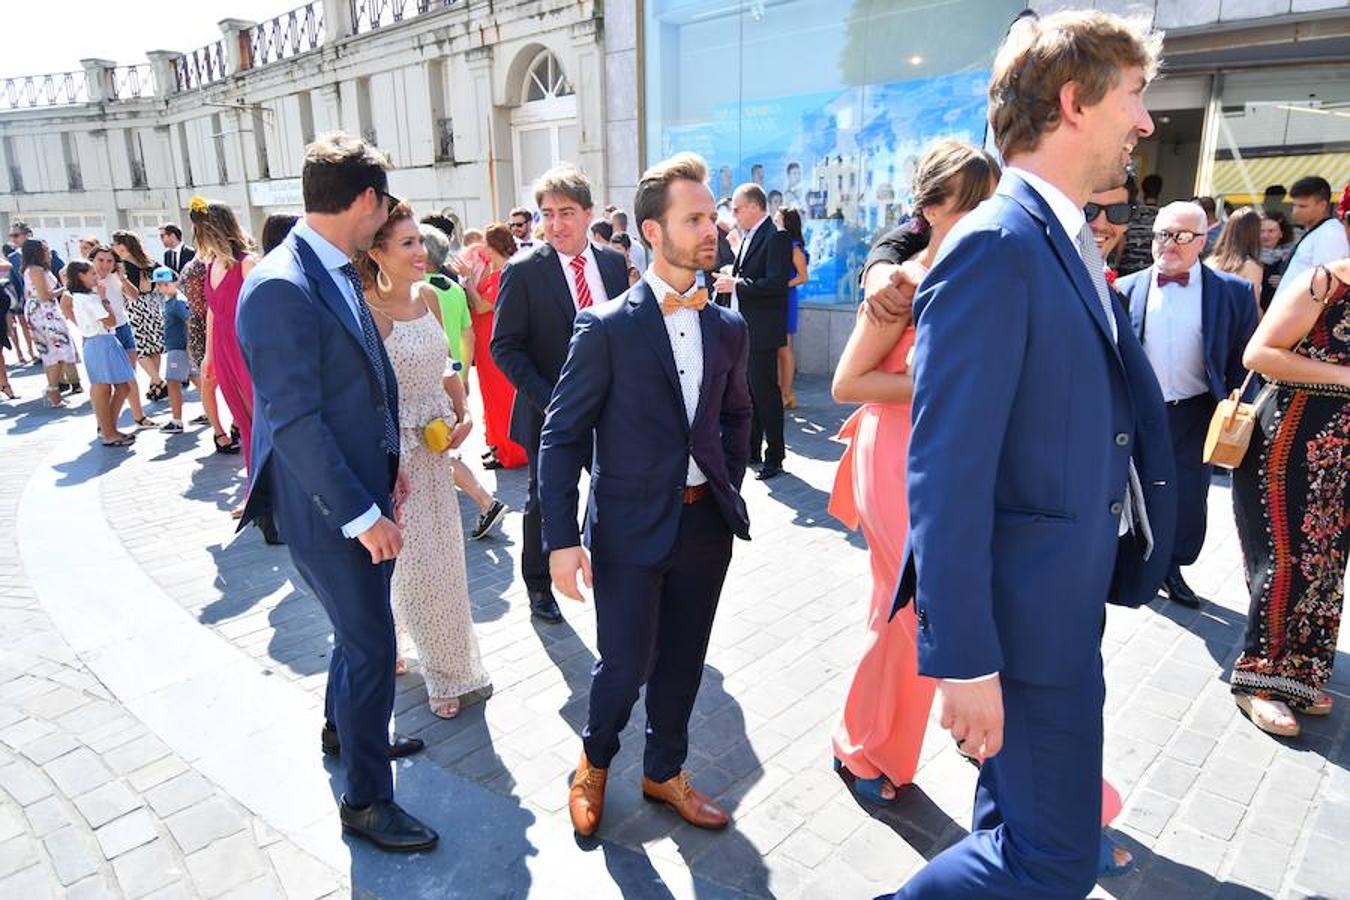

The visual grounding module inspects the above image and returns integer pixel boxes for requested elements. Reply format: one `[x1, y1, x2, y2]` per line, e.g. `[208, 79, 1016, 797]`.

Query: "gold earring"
[376, 269, 392, 293]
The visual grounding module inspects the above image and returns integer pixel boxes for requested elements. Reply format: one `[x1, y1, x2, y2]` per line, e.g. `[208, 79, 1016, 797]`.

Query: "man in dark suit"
[713, 184, 790, 479]
[159, 223, 195, 273]
[885, 11, 1171, 897]
[492, 165, 630, 624]
[540, 152, 751, 837]
[1117, 201, 1259, 608]
[236, 132, 436, 853]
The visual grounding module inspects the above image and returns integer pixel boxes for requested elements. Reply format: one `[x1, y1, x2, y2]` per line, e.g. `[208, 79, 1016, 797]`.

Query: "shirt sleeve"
[340, 504, 381, 539]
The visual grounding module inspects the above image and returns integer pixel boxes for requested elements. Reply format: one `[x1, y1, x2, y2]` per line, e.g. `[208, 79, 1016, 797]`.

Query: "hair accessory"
[189, 195, 209, 216]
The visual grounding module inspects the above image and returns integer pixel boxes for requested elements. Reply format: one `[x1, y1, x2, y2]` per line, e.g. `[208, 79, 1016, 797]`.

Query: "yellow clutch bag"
[422, 418, 452, 453]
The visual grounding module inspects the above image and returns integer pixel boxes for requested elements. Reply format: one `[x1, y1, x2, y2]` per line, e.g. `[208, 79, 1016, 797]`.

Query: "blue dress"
[787, 240, 808, 335]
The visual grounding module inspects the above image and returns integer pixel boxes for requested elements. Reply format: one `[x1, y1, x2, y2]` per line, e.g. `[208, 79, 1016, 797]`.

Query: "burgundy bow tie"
[1157, 271, 1189, 288]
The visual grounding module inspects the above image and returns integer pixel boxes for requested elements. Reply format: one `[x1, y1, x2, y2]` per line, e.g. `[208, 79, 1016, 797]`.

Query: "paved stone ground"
[2, 356, 1348, 899]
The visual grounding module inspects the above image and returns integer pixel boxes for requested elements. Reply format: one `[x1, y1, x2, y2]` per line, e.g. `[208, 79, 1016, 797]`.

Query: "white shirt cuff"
[945, 673, 999, 683]
[340, 504, 380, 539]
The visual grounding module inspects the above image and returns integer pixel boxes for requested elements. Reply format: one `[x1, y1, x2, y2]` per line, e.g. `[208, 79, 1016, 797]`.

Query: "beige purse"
[1203, 371, 1257, 469]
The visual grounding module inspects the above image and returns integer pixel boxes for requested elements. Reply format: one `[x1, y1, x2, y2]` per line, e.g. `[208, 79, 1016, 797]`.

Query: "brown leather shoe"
[641, 771, 728, 830]
[568, 752, 607, 836]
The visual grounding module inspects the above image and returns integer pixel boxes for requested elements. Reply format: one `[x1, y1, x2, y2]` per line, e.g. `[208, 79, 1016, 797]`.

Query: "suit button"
[1109, 501, 1124, 516]
[1115, 432, 1129, 446]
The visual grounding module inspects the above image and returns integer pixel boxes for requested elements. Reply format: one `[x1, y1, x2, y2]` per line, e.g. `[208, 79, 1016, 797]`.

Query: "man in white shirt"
[508, 206, 535, 250]
[1274, 176, 1350, 305]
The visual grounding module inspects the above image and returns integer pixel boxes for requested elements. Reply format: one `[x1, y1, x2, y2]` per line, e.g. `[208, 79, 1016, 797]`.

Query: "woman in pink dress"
[191, 199, 259, 478]
[829, 139, 1000, 802]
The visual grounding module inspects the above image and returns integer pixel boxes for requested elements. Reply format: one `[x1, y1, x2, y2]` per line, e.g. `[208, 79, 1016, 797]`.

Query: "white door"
[510, 51, 579, 211]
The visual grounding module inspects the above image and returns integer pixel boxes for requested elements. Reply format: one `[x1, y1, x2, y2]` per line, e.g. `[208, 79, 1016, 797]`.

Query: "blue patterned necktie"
[338, 263, 399, 455]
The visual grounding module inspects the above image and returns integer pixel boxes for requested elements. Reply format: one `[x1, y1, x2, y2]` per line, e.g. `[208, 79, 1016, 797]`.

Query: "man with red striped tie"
[492, 165, 631, 624]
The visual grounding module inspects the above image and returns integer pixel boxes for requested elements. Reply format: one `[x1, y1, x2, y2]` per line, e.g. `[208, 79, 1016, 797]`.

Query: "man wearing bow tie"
[538, 151, 752, 838]
[1117, 201, 1258, 609]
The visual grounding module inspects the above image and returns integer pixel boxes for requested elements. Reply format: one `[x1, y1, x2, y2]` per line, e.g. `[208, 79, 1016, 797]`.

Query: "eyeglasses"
[1152, 230, 1200, 246]
[1084, 202, 1133, 225]
[381, 189, 401, 215]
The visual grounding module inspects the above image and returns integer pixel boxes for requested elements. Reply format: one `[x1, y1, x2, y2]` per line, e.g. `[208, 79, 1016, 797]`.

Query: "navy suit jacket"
[1118, 264, 1259, 402]
[537, 280, 753, 569]
[235, 231, 400, 545]
[490, 242, 630, 450]
[894, 176, 1176, 686]
[717, 220, 792, 351]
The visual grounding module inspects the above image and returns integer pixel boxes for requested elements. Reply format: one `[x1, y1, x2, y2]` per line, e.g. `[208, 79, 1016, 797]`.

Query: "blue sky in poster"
[662, 69, 992, 303]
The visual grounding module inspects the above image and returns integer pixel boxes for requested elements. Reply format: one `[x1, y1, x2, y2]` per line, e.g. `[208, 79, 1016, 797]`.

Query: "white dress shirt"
[292, 219, 381, 539]
[729, 214, 770, 313]
[555, 243, 611, 309]
[1274, 217, 1350, 305]
[1143, 262, 1208, 402]
[644, 269, 707, 487]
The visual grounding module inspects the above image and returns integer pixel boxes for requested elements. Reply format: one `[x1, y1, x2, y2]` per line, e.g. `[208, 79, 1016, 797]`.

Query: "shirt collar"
[1006, 167, 1086, 244]
[293, 219, 353, 272]
[644, 267, 702, 300]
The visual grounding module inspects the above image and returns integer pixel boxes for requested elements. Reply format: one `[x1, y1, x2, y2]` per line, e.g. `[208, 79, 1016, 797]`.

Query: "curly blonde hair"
[189, 200, 255, 267]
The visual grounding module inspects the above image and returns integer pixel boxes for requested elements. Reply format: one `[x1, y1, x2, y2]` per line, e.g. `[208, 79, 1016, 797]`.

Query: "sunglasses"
[1153, 230, 1200, 246]
[510, 220, 530, 230]
[1084, 202, 1133, 225]
[375, 187, 400, 215]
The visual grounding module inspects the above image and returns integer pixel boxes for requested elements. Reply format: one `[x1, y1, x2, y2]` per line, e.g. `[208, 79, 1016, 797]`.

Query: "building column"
[80, 59, 117, 104]
[218, 19, 258, 75]
[321, 0, 355, 43]
[312, 84, 343, 135]
[145, 51, 184, 100]
[464, 47, 501, 218]
[569, 19, 607, 198]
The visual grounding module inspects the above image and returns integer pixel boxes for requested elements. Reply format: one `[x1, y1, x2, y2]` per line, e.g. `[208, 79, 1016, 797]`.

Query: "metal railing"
[350, 0, 454, 35]
[110, 64, 155, 102]
[173, 41, 227, 93]
[0, 71, 88, 110]
[249, 1, 326, 67]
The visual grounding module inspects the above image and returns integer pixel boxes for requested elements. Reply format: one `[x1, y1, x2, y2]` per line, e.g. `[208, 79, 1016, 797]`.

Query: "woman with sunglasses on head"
[1208, 206, 1264, 312]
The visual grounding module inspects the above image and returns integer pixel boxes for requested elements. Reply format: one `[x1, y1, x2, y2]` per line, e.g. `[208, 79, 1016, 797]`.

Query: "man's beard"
[660, 232, 707, 272]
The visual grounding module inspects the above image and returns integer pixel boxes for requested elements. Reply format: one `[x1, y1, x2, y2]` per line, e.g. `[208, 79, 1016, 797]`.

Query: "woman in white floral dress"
[355, 203, 490, 719]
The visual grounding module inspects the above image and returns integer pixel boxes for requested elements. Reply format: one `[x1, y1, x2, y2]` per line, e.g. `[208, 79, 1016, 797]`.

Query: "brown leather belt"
[682, 483, 710, 504]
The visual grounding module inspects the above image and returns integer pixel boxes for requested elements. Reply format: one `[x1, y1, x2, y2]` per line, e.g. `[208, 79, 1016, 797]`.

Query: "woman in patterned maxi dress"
[1232, 258, 1350, 737]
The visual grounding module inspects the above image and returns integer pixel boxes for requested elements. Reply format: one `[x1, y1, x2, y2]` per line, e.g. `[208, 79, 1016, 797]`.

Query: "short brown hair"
[302, 131, 392, 215]
[483, 223, 516, 260]
[353, 201, 415, 289]
[988, 10, 1161, 159]
[634, 152, 710, 249]
[912, 138, 1001, 220]
[533, 165, 592, 210]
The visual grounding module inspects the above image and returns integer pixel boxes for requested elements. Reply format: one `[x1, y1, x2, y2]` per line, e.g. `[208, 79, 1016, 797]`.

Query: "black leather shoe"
[1164, 572, 1203, 608]
[339, 797, 438, 852]
[321, 725, 425, 759]
[528, 589, 564, 624]
[756, 465, 784, 481]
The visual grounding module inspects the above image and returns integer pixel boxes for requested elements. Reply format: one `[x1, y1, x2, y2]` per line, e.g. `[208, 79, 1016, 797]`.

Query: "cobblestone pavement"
[2, 358, 1348, 899]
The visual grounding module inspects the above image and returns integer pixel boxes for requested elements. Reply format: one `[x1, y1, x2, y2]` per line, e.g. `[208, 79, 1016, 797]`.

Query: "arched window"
[523, 52, 573, 104]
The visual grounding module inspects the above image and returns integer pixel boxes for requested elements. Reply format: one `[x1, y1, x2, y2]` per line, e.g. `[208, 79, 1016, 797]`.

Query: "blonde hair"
[988, 10, 1162, 159]
[189, 201, 255, 267]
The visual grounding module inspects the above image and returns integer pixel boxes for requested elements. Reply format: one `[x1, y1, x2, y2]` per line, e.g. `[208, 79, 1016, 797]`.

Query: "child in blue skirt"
[65, 260, 136, 447]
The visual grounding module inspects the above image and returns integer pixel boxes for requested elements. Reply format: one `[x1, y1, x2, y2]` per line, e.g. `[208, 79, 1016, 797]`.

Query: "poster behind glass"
[661, 70, 990, 305]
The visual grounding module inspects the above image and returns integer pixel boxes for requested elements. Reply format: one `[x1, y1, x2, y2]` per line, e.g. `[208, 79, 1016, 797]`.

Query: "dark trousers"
[1167, 393, 1217, 569]
[524, 440, 592, 593]
[289, 538, 397, 806]
[747, 346, 784, 467]
[583, 497, 733, 781]
[893, 663, 1105, 899]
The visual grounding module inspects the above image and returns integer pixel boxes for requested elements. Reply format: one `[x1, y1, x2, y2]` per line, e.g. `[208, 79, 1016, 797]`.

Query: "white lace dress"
[383, 311, 490, 706]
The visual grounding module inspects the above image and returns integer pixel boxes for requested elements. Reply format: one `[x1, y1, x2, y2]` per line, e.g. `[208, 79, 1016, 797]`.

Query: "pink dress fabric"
[206, 257, 254, 473]
[828, 323, 935, 786]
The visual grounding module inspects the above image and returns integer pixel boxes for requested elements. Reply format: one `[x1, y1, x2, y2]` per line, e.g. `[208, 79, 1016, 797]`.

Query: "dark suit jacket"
[164, 244, 196, 273]
[537, 280, 753, 567]
[893, 175, 1176, 686]
[490, 242, 629, 449]
[721, 220, 791, 351]
[1118, 265, 1259, 402]
[235, 231, 400, 546]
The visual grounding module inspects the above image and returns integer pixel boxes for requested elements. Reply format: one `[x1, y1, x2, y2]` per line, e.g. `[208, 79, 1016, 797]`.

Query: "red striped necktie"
[570, 255, 594, 309]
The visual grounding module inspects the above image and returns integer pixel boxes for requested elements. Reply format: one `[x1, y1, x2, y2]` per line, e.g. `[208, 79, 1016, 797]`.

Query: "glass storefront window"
[643, 0, 1022, 304]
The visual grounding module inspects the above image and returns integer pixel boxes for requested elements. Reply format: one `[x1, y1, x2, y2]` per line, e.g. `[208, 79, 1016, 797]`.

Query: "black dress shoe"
[339, 797, 438, 853]
[756, 465, 784, 481]
[748, 453, 763, 465]
[528, 589, 564, 624]
[1164, 572, 1203, 608]
[257, 512, 284, 546]
[321, 725, 425, 759]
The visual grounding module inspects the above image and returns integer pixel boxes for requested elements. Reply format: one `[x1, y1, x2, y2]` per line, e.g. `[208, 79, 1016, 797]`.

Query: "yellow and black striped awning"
[1212, 152, 1350, 202]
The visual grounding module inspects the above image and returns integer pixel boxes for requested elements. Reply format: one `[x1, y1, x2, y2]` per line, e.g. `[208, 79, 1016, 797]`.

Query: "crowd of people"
[3, 6, 1349, 897]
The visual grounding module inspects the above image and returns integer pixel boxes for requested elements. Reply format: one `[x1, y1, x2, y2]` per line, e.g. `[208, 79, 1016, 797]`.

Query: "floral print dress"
[1232, 268, 1350, 709]
[23, 269, 77, 367]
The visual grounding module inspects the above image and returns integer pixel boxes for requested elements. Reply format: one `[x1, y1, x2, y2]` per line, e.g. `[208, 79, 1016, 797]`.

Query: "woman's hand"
[201, 354, 213, 381]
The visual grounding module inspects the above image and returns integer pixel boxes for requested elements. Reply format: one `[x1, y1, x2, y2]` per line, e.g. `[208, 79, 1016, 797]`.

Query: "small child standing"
[153, 266, 193, 433]
[65, 260, 136, 447]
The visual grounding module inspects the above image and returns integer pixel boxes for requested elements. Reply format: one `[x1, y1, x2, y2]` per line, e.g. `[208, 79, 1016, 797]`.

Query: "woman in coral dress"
[460, 223, 528, 470]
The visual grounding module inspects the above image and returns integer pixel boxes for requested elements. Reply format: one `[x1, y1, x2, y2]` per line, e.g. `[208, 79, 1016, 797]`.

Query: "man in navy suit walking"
[886, 11, 1172, 897]
[236, 133, 436, 852]
[538, 152, 752, 837]
[1117, 202, 1259, 609]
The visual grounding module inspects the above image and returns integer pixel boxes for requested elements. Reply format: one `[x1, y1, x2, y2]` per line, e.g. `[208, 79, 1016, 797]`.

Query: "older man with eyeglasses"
[1115, 201, 1259, 609]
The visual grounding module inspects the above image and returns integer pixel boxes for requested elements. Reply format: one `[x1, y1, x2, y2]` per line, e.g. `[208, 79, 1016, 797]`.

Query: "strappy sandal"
[1, 385, 15, 400]
[1099, 833, 1135, 878]
[1304, 694, 1334, 717]
[45, 386, 65, 408]
[213, 432, 241, 454]
[1236, 694, 1300, 737]
[431, 697, 461, 719]
[101, 434, 136, 448]
[833, 757, 897, 804]
[134, 416, 156, 429]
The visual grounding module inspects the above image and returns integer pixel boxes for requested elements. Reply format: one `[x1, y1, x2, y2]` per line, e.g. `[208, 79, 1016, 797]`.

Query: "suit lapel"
[733, 221, 768, 276]
[292, 234, 364, 348]
[538, 244, 577, 324]
[1200, 266, 1219, 377]
[595, 247, 628, 301]
[692, 303, 722, 426]
[632, 282, 686, 425]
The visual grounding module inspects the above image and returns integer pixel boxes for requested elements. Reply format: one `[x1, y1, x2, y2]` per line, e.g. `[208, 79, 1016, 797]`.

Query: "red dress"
[473, 269, 528, 469]
[206, 256, 254, 473]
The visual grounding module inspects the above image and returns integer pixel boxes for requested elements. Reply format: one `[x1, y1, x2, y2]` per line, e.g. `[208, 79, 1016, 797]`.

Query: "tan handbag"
[1203, 371, 1257, 469]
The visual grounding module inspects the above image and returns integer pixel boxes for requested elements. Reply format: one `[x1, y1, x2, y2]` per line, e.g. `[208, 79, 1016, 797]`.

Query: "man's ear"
[1059, 80, 1087, 129]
